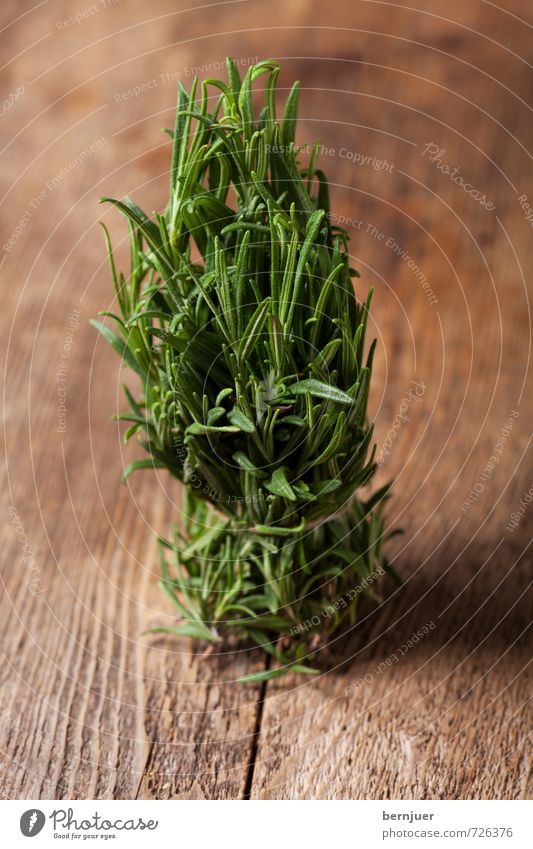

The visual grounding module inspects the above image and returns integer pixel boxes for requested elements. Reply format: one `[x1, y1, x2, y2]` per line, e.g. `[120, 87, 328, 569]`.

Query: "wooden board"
[0, 0, 531, 799]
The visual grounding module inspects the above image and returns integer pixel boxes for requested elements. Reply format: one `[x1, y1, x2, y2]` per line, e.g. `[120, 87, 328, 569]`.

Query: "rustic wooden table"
[1, 0, 531, 800]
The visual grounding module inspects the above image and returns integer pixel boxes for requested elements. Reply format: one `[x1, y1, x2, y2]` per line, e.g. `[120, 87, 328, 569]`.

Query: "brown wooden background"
[0, 0, 531, 799]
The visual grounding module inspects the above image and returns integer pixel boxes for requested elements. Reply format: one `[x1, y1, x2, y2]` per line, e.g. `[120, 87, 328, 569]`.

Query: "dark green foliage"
[94, 58, 395, 680]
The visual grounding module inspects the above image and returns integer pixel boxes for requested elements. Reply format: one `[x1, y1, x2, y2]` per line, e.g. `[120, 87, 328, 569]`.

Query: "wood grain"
[0, 0, 531, 800]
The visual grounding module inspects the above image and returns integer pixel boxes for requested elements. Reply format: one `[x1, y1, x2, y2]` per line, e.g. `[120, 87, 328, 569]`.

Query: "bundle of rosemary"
[93, 58, 395, 681]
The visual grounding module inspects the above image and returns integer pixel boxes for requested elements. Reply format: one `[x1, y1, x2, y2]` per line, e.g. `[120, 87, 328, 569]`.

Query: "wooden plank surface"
[0, 0, 531, 800]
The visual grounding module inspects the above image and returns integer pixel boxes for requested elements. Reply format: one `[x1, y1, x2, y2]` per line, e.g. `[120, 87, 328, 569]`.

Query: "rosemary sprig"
[93, 58, 396, 680]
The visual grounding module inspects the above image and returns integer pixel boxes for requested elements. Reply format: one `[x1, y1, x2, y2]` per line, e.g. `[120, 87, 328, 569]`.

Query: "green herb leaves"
[95, 57, 394, 680]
